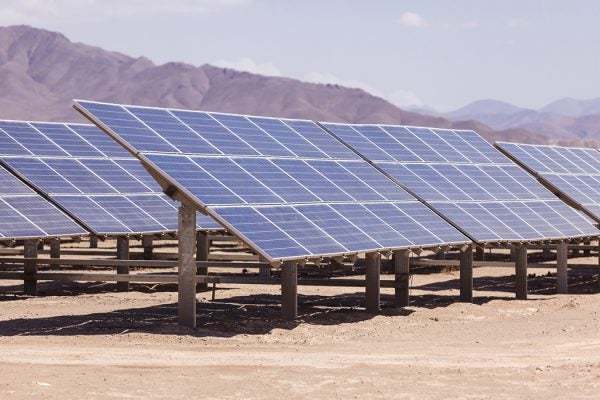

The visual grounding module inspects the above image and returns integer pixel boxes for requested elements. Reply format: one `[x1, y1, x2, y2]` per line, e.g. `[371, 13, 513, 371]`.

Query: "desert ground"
[1, 249, 600, 399]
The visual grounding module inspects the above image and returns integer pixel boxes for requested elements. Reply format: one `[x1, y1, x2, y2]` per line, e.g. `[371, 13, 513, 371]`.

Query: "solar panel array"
[0, 164, 85, 239]
[74, 100, 470, 261]
[0, 120, 221, 235]
[320, 123, 598, 242]
[496, 142, 600, 221]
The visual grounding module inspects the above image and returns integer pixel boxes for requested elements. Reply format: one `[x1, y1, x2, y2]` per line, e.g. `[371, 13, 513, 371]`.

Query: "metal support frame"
[365, 252, 381, 313]
[89, 236, 98, 248]
[23, 239, 38, 295]
[460, 244, 473, 302]
[49, 238, 60, 269]
[178, 203, 197, 328]
[393, 250, 410, 307]
[281, 260, 298, 321]
[556, 241, 568, 294]
[142, 236, 153, 260]
[116, 236, 130, 292]
[515, 244, 528, 300]
[196, 231, 209, 289]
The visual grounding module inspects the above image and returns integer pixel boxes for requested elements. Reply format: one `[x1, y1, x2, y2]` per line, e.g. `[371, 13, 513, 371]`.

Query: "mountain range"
[0, 24, 550, 145]
[427, 98, 600, 145]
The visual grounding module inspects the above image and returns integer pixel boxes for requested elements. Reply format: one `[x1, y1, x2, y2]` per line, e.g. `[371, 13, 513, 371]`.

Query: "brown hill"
[0, 25, 545, 143]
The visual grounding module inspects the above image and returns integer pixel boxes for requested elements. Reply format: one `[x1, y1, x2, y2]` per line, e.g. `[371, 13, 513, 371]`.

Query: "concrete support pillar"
[258, 255, 271, 278]
[556, 241, 568, 294]
[89, 236, 98, 248]
[116, 236, 130, 292]
[542, 247, 552, 259]
[281, 260, 298, 321]
[23, 239, 38, 295]
[434, 249, 446, 260]
[142, 236, 153, 260]
[196, 231, 209, 289]
[460, 244, 473, 302]
[365, 252, 381, 313]
[178, 204, 197, 328]
[50, 238, 60, 269]
[515, 244, 528, 300]
[475, 246, 484, 261]
[393, 250, 410, 307]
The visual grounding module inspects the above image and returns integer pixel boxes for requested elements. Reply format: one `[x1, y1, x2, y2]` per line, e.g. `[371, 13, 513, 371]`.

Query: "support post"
[515, 244, 528, 300]
[475, 246, 484, 261]
[178, 203, 197, 328]
[23, 239, 38, 295]
[49, 238, 60, 269]
[393, 250, 410, 307]
[142, 236, 153, 260]
[542, 247, 552, 259]
[116, 236, 130, 292]
[281, 260, 298, 321]
[434, 249, 446, 260]
[509, 244, 516, 262]
[196, 231, 209, 289]
[584, 239, 591, 257]
[556, 241, 568, 294]
[365, 252, 381, 313]
[460, 244, 473, 302]
[89, 236, 98, 248]
[258, 255, 271, 278]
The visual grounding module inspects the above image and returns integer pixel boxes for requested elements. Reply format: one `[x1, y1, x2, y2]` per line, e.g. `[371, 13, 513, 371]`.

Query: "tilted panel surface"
[74, 100, 470, 261]
[0, 163, 85, 239]
[496, 142, 600, 222]
[0, 120, 221, 235]
[319, 123, 598, 242]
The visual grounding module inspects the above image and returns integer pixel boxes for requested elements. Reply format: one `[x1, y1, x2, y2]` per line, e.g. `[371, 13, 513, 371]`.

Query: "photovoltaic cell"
[75, 100, 470, 261]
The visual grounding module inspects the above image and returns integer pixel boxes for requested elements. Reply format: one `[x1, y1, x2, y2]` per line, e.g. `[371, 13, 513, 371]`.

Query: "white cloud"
[303, 71, 423, 108]
[0, 0, 252, 24]
[507, 18, 528, 28]
[397, 11, 428, 28]
[212, 57, 282, 77]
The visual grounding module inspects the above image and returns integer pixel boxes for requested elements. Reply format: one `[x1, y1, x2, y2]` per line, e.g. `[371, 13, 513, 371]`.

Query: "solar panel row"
[74, 100, 473, 261]
[497, 142, 600, 221]
[0, 164, 85, 239]
[319, 122, 599, 242]
[0, 120, 221, 235]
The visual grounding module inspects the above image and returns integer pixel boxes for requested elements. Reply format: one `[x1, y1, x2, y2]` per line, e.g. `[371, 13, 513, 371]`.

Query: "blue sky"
[1, 0, 599, 111]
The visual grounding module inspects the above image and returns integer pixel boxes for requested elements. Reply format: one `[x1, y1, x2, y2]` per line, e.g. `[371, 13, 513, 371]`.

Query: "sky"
[1, 0, 599, 111]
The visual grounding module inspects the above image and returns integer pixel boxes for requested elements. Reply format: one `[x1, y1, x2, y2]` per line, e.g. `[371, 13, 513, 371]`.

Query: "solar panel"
[319, 123, 598, 242]
[0, 120, 222, 235]
[0, 164, 85, 239]
[75, 100, 470, 261]
[497, 142, 600, 222]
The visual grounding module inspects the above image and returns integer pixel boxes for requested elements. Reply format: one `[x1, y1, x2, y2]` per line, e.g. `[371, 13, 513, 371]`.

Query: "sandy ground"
[1, 255, 600, 399]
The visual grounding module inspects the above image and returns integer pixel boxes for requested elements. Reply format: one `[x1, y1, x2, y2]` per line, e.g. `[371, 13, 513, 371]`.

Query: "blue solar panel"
[0, 120, 223, 235]
[321, 122, 599, 241]
[498, 142, 600, 222]
[53, 195, 131, 234]
[76, 100, 472, 261]
[0, 165, 85, 239]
